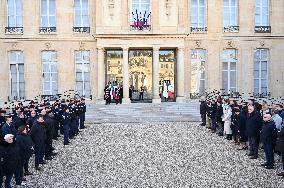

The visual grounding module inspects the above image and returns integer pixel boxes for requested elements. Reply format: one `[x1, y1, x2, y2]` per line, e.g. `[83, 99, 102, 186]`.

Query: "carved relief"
[227, 40, 234, 48]
[107, 0, 115, 20]
[11, 43, 18, 49]
[195, 40, 201, 48]
[260, 40, 265, 47]
[45, 42, 51, 50]
[165, 0, 172, 17]
[79, 41, 85, 50]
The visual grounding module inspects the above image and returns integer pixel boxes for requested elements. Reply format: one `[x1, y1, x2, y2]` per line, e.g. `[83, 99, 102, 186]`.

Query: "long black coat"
[26, 116, 37, 129]
[215, 105, 223, 123]
[30, 122, 46, 146]
[200, 101, 206, 115]
[12, 116, 26, 130]
[245, 112, 263, 137]
[16, 133, 34, 159]
[236, 113, 246, 139]
[260, 121, 278, 145]
[275, 127, 284, 153]
[2, 142, 22, 175]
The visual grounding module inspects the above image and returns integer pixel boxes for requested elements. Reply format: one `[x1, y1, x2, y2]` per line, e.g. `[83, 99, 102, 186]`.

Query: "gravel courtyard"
[26, 122, 284, 188]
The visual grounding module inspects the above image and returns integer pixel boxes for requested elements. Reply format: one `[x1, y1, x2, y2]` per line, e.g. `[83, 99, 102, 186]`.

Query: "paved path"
[26, 122, 284, 188]
[85, 102, 201, 123]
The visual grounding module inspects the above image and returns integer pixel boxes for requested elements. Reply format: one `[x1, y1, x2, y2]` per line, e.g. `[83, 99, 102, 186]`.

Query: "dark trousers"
[53, 120, 60, 138]
[201, 114, 206, 125]
[35, 144, 45, 167]
[45, 139, 53, 158]
[263, 143, 274, 167]
[20, 155, 31, 178]
[139, 93, 143, 100]
[248, 136, 260, 157]
[282, 152, 284, 170]
[79, 114, 85, 129]
[63, 124, 70, 144]
[5, 171, 22, 188]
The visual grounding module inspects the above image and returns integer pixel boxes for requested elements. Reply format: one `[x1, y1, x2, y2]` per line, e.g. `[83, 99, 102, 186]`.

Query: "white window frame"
[7, 0, 22, 27]
[222, 49, 237, 93]
[191, 0, 207, 30]
[253, 49, 269, 95]
[74, 0, 89, 28]
[130, 0, 151, 28]
[255, 0, 269, 26]
[8, 51, 24, 99]
[191, 49, 206, 95]
[42, 51, 58, 95]
[75, 50, 91, 97]
[40, 0, 56, 27]
[223, 0, 238, 28]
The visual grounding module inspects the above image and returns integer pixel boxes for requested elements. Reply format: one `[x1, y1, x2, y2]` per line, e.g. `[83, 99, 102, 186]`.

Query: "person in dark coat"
[260, 113, 278, 169]
[25, 110, 37, 130]
[245, 105, 263, 159]
[0, 110, 6, 128]
[235, 108, 247, 150]
[16, 126, 34, 178]
[199, 97, 207, 126]
[276, 119, 284, 176]
[30, 115, 46, 170]
[41, 109, 54, 161]
[62, 107, 71, 145]
[215, 100, 224, 136]
[2, 134, 22, 188]
[208, 101, 217, 132]
[79, 98, 86, 129]
[2, 115, 17, 137]
[12, 111, 26, 130]
[104, 85, 111, 105]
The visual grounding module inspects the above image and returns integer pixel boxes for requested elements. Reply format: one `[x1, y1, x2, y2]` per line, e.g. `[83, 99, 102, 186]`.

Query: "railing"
[255, 26, 271, 33]
[39, 27, 57, 34]
[5, 27, 23, 34]
[130, 24, 151, 31]
[223, 26, 239, 33]
[190, 27, 207, 33]
[73, 27, 90, 33]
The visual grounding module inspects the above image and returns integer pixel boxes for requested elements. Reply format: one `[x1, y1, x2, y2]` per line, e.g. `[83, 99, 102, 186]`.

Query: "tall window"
[222, 49, 237, 93]
[255, 0, 270, 33]
[73, 0, 90, 33]
[191, 0, 207, 32]
[40, 0, 56, 33]
[254, 49, 268, 96]
[223, 0, 239, 32]
[6, 0, 23, 34]
[130, 0, 151, 31]
[75, 51, 91, 97]
[8, 51, 24, 99]
[191, 49, 206, 96]
[42, 51, 58, 95]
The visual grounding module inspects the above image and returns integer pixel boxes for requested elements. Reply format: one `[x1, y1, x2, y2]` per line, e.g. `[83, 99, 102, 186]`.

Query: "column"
[122, 47, 131, 104]
[96, 47, 105, 104]
[176, 47, 185, 103]
[152, 46, 161, 103]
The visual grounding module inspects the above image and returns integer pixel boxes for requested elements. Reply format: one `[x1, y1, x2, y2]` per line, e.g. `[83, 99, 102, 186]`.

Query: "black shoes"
[35, 166, 41, 171]
[24, 171, 33, 176]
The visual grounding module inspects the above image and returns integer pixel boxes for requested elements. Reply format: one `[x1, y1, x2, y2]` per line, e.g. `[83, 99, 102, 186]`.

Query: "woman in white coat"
[222, 99, 233, 140]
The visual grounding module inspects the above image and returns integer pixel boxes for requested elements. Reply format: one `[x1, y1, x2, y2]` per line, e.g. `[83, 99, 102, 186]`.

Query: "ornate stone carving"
[107, 0, 115, 20]
[45, 42, 51, 50]
[195, 40, 201, 48]
[260, 40, 265, 47]
[165, 0, 172, 16]
[79, 41, 85, 50]
[227, 40, 234, 48]
[11, 43, 18, 49]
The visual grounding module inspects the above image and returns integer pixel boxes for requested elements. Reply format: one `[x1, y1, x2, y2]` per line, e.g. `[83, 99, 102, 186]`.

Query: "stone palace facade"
[0, 0, 283, 103]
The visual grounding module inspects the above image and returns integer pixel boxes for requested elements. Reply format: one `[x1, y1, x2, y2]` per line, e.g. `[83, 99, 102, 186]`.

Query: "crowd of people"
[0, 97, 86, 188]
[200, 95, 284, 176]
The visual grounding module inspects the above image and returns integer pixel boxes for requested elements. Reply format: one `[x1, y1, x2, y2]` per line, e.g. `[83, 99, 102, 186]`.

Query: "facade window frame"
[222, 49, 237, 94]
[130, 0, 151, 31]
[223, 0, 239, 32]
[253, 48, 269, 96]
[190, 49, 206, 97]
[73, 0, 90, 33]
[255, 0, 271, 33]
[6, 0, 23, 34]
[75, 50, 91, 97]
[190, 0, 207, 33]
[40, 0, 57, 34]
[42, 51, 58, 96]
[8, 51, 25, 99]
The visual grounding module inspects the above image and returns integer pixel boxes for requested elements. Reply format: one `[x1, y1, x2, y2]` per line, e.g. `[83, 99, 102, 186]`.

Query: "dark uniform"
[200, 101, 207, 126]
[79, 100, 86, 129]
[62, 110, 71, 145]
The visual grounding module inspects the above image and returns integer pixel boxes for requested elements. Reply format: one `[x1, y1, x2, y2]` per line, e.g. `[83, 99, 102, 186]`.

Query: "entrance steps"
[85, 101, 201, 123]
